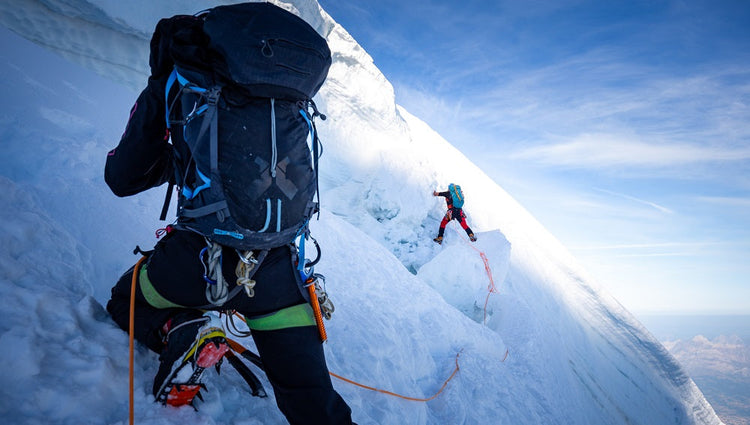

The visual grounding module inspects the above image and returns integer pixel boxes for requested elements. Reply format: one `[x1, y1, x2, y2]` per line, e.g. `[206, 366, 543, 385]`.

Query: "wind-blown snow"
[0, 0, 723, 424]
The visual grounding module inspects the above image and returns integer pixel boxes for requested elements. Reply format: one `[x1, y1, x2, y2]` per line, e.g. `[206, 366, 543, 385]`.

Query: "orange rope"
[452, 226, 512, 362]
[129, 256, 147, 425]
[478, 252, 498, 324]
[228, 314, 462, 403]
[453, 225, 498, 324]
[329, 350, 462, 402]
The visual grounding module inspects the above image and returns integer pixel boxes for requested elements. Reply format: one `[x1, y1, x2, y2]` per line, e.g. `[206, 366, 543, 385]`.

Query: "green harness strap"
[245, 303, 316, 331]
[139, 264, 315, 330]
[139, 265, 185, 309]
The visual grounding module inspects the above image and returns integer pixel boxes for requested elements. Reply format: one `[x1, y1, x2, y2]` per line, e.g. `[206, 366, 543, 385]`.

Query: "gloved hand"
[432, 191, 438, 196]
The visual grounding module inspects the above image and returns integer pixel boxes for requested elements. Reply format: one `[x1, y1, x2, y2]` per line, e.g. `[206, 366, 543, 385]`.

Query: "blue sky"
[317, 0, 750, 315]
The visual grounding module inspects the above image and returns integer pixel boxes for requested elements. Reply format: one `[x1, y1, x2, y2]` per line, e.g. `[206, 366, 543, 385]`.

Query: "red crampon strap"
[196, 340, 229, 368]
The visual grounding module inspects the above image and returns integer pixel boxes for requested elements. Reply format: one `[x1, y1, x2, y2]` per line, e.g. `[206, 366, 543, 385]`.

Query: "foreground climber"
[104, 3, 353, 423]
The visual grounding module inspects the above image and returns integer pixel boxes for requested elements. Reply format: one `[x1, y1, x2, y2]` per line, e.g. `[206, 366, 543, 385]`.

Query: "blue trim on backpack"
[276, 199, 282, 232]
[195, 104, 209, 115]
[175, 70, 205, 91]
[299, 109, 314, 150]
[165, 70, 178, 128]
[255, 198, 283, 233]
[258, 198, 272, 232]
[297, 233, 307, 278]
[182, 167, 211, 199]
[213, 229, 245, 240]
[165, 68, 208, 129]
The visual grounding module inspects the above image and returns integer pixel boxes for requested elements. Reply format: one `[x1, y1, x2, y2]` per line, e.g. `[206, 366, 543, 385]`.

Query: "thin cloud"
[695, 196, 750, 208]
[394, 53, 750, 179]
[610, 252, 696, 258]
[508, 134, 750, 169]
[594, 188, 673, 214]
[569, 241, 729, 259]
[570, 241, 722, 251]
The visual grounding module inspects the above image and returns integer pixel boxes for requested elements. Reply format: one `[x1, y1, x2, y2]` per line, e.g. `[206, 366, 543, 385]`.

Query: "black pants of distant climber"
[106, 229, 353, 424]
[437, 207, 474, 238]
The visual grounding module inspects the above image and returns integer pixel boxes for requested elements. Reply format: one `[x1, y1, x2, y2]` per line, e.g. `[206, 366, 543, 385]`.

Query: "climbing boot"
[153, 312, 229, 407]
[433, 236, 443, 244]
[469, 233, 477, 242]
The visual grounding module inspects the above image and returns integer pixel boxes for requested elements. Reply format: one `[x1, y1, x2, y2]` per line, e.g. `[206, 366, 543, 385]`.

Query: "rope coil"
[202, 241, 229, 305]
[235, 250, 259, 298]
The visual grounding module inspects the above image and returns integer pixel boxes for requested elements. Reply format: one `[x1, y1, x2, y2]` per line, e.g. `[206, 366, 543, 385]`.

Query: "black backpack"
[160, 3, 332, 251]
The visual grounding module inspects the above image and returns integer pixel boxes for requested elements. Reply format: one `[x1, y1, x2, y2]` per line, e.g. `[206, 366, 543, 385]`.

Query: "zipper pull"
[261, 39, 274, 57]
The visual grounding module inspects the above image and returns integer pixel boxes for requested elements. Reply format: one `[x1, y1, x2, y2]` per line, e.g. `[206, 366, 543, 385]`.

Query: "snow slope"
[0, 0, 722, 424]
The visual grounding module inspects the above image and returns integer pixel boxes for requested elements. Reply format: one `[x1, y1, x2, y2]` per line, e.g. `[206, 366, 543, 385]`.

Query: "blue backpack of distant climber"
[162, 3, 332, 251]
[448, 183, 464, 208]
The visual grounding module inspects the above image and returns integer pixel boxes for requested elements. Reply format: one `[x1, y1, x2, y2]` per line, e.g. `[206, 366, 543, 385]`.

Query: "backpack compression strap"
[299, 100, 324, 220]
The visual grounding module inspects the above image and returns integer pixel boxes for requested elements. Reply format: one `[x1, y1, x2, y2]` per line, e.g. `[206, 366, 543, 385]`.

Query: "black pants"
[107, 230, 353, 424]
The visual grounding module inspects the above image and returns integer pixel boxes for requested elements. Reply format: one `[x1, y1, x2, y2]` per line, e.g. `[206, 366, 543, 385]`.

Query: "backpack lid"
[201, 2, 332, 99]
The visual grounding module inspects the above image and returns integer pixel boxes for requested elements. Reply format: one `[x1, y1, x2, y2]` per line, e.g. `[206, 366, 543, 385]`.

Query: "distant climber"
[432, 183, 476, 244]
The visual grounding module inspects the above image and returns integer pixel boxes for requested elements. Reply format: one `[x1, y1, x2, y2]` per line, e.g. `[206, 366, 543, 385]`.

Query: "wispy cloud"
[570, 241, 723, 251]
[568, 241, 732, 259]
[594, 188, 673, 214]
[695, 196, 750, 208]
[392, 46, 750, 180]
[507, 134, 750, 169]
[609, 252, 696, 258]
